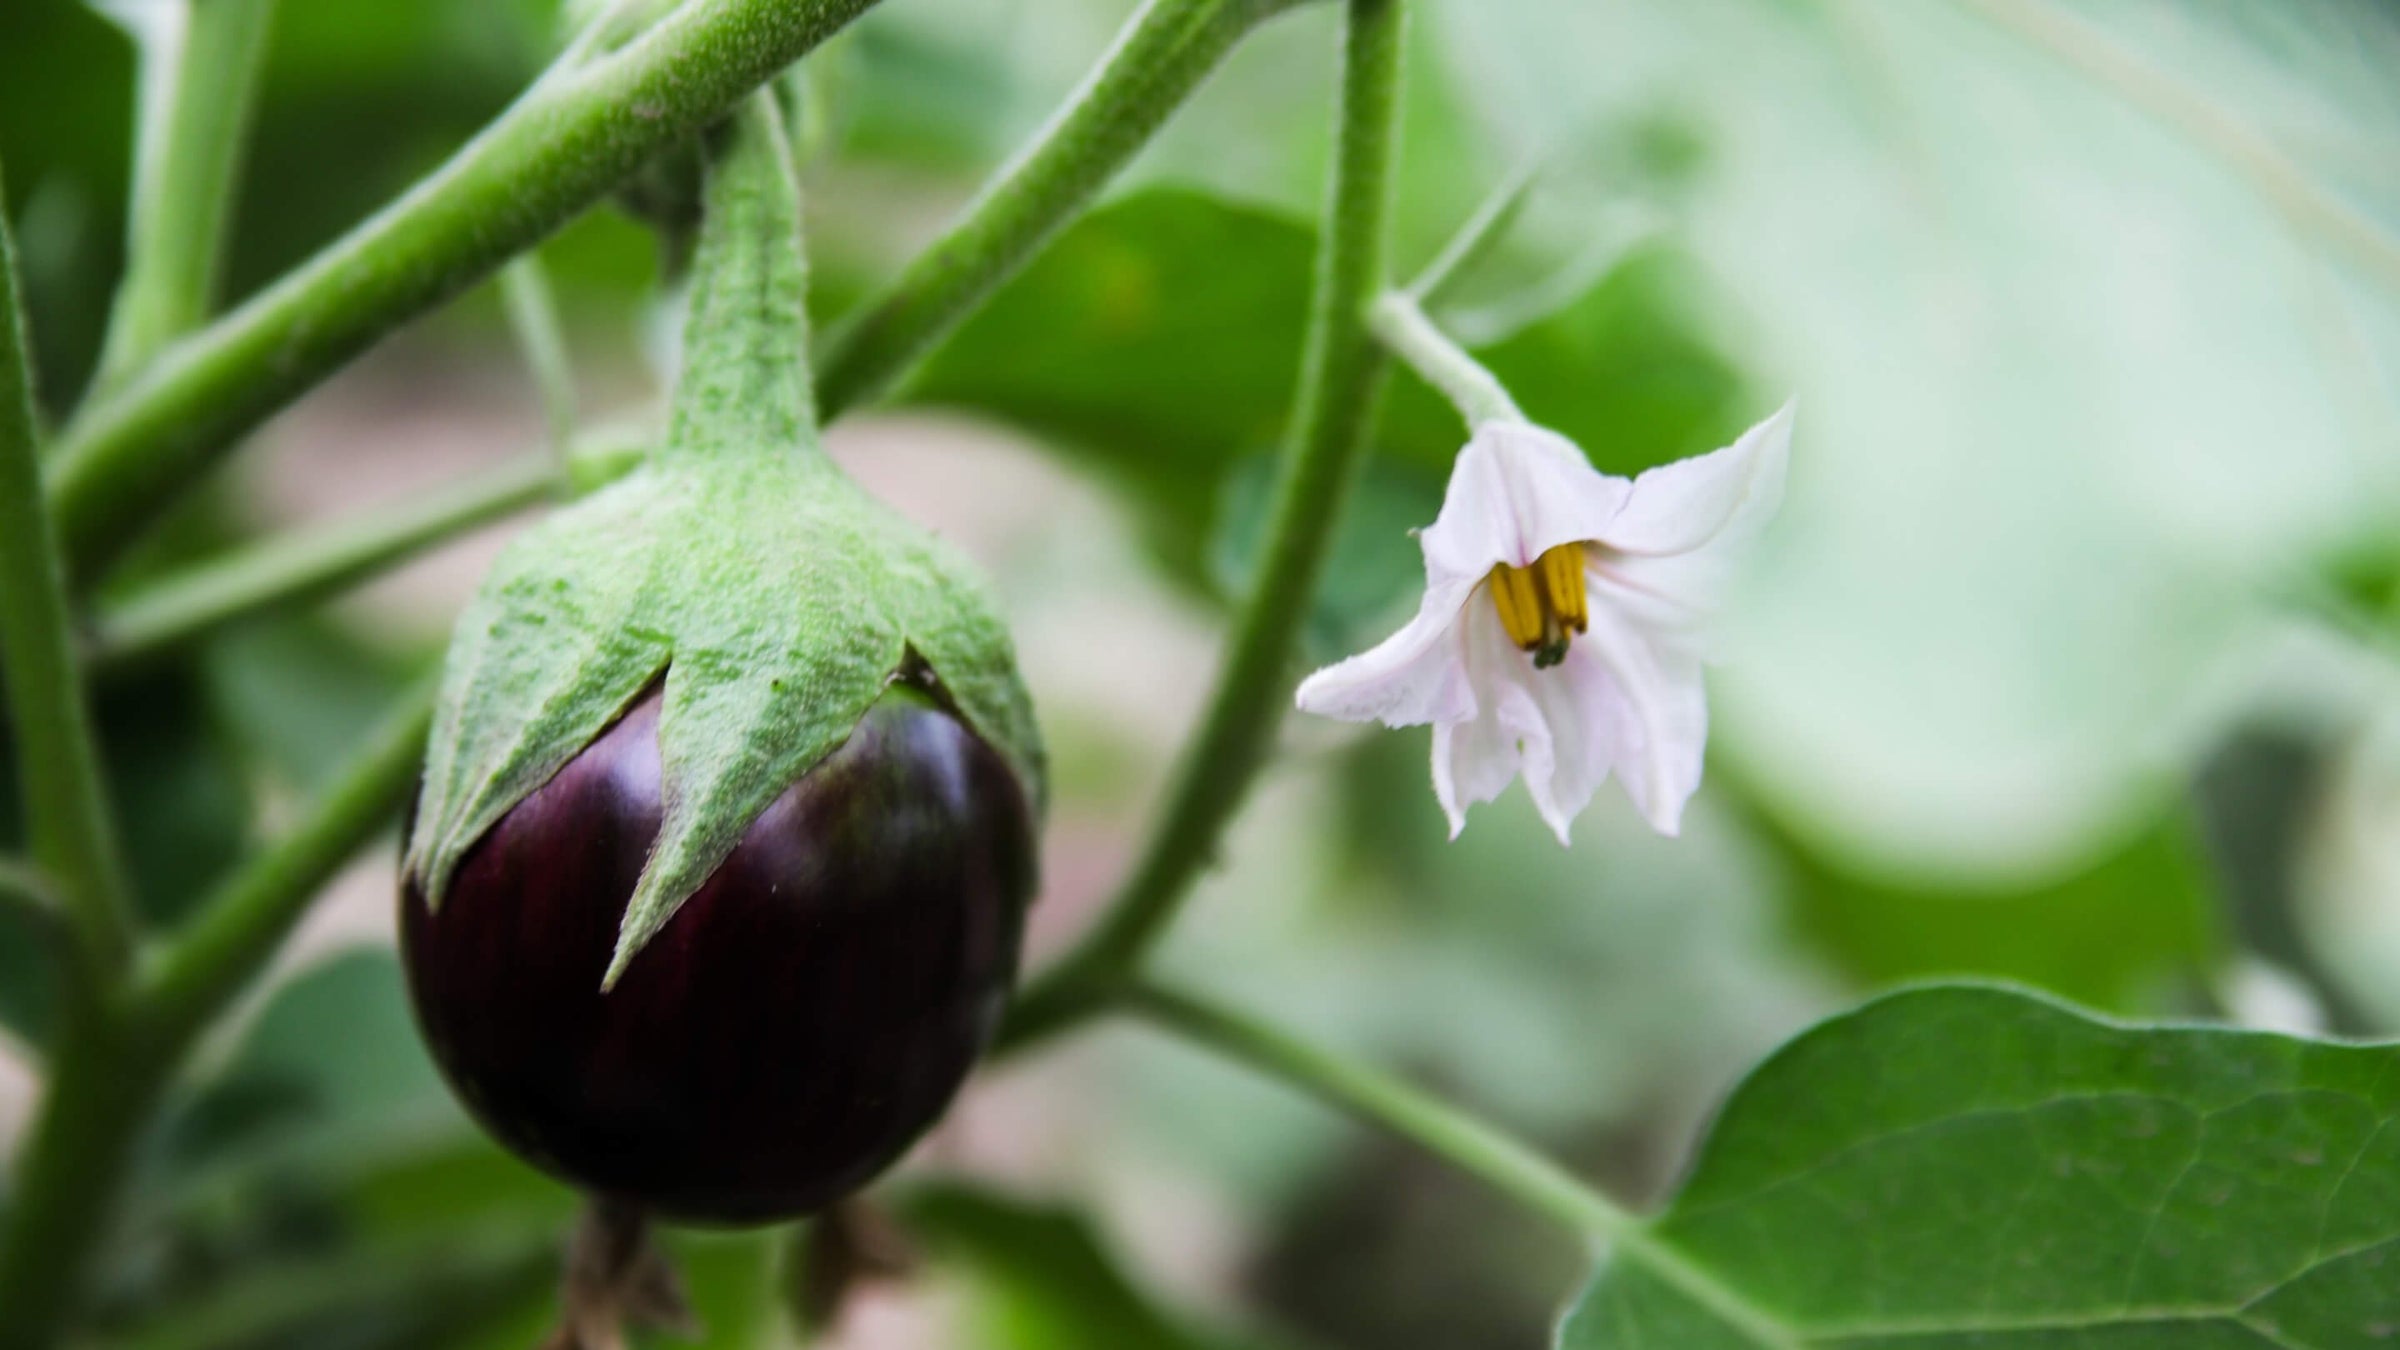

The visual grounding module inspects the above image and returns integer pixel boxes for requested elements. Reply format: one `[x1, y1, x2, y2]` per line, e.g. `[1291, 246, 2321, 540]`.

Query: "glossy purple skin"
[400, 689, 1034, 1225]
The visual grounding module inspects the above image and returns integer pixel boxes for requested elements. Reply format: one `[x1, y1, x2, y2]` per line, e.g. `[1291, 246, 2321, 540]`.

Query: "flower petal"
[1580, 605, 1709, 836]
[1430, 603, 1549, 837]
[1295, 578, 1479, 728]
[1419, 422, 1630, 587]
[1518, 642, 1625, 845]
[1597, 400, 1793, 558]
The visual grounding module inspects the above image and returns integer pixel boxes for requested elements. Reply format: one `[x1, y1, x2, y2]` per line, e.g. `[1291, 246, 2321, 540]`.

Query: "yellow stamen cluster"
[1489, 543, 1588, 670]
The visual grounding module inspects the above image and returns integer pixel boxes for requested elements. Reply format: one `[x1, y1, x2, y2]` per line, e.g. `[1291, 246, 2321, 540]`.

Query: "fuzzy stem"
[816, 0, 1294, 418]
[43, 0, 882, 583]
[0, 169, 136, 980]
[664, 93, 820, 464]
[1368, 289, 1522, 426]
[1002, 0, 1406, 1052]
[92, 0, 279, 390]
[86, 455, 564, 671]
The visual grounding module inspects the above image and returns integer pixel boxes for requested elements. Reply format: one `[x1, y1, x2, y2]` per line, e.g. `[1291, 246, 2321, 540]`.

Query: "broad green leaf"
[902, 1182, 1284, 1350]
[1560, 984, 2400, 1347]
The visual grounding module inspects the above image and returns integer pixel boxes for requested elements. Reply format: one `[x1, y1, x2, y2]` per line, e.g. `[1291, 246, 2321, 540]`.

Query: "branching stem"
[88, 456, 560, 670]
[44, 0, 884, 583]
[0, 172, 136, 982]
[1002, 0, 1406, 1052]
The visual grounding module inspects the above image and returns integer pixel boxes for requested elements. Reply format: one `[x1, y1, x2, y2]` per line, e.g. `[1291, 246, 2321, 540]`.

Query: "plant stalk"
[92, 0, 280, 391]
[0, 685, 434, 1348]
[87, 455, 561, 671]
[1368, 289, 1523, 426]
[45, 0, 884, 583]
[816, 0, 1294, 417]
[1003, 0, 1406, 1052]
[0, 169, 136, 980]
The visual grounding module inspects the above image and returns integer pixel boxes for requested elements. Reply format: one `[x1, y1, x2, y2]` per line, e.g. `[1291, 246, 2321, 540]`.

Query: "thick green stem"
[0, 170, 136, 978]
[500, 256, 578, 459]
[0, 998, 166, 1350]
[88, 455, 561, 671]
[664, 92, 820, 464]
[1369, 290, 1522, 427]
[0, 687, 433, 1348]
[92, 0, 280, 390]
[816, 0, 1292, 417]
[1003, 0, 1405, 1051]
[44, 0, 883, 583]
[138, 684, 433, 1038]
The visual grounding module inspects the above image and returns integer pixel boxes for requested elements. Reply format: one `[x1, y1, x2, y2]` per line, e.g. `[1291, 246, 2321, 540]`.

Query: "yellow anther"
[1487, 543, 1589, 669]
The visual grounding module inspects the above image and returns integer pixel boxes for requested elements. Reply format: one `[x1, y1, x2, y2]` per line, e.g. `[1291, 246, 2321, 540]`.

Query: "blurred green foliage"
[5, 0, 2400, 1345]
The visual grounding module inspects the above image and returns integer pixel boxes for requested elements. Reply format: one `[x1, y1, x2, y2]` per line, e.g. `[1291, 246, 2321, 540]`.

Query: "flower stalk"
[1369, 289, 1523, 427]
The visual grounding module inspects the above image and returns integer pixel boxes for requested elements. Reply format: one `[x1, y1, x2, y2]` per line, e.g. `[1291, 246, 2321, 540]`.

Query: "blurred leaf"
[1207, 452, 1433, 660]
[198, 950, 452, 1149]
[0, 664, 253, 1047]
[95, 1228, 553, 1350]
[1561, 983, 2400, 1346]
[660, 1229, 787, 1350]
[0, 0, 133, 404]
[1758, 797, 2222, 1012]
[908, 188, 1746, 601]
[202, 615, 426, 793]
[902, 1181, 1276, 1350]
[1438, 0, 2400, 878]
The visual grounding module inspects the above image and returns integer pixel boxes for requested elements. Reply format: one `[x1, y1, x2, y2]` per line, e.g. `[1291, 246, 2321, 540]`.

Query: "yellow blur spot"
[1488, 543, 1588, 670]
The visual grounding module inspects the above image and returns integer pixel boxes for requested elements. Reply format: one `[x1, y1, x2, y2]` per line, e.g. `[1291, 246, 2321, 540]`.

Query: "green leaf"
[1759, 802, 2221, 1012]
[1560, 984, 2400, 1348]
[902, 1182, 1286, 1350]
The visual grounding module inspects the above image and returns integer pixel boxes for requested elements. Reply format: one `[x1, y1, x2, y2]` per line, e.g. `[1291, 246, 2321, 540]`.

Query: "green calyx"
[403, 92, 1044, 988]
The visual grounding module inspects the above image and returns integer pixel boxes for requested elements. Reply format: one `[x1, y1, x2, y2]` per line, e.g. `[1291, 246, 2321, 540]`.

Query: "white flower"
[1295, 402, 1793, 843]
